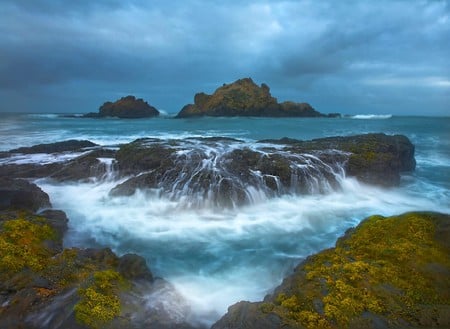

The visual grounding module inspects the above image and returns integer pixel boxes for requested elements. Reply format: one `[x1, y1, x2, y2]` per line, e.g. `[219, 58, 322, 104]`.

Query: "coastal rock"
[86, 95, 160, 118]
[110, 134, 415, 206]
[212, 212, 450, 329]
[0, 208, 198, 329]
[175, 78, 324, 118]
[8, 140, 98, 154]
[0, 178, 51, 211]
[281, 133, 416, 186]
[0, 148, 117, 182]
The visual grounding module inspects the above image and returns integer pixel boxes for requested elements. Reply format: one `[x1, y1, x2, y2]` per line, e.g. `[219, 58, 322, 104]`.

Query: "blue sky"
[0, 0, 449, 115]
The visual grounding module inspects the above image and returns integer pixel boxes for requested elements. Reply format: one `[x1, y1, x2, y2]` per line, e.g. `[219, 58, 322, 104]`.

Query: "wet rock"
[117, 254, 153, 281]
[8, 140, 97, 154]
[110, 134, 415, 206]
[0, 178, 51, 211]
[211, 301, 284, 329]
[0, 162, 64, 180]
[48, 153, 107, 182]
[212, 212, 450, 329]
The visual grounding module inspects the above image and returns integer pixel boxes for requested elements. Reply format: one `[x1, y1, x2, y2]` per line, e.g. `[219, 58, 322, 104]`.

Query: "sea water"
[1, 113, 449, 326]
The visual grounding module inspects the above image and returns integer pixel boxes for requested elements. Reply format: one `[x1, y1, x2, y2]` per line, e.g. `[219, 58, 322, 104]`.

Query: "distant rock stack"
[176, 77, 326, 118]
[84, 95, 160, 118]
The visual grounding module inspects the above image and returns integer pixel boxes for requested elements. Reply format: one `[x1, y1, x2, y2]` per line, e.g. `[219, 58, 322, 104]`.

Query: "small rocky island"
[176, 78, 337, 118]
[83, 95, 159, 118]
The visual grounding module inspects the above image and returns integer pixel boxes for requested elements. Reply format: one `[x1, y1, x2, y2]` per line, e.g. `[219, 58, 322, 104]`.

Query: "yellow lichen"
[74, 269, 124, 329]
[271, 212, 450, 328]
[0, 217, 55, 274]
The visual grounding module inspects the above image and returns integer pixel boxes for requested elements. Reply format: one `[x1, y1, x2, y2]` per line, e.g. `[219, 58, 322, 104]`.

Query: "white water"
[37, 175, 449, 327]
[350, 114, 393, 119]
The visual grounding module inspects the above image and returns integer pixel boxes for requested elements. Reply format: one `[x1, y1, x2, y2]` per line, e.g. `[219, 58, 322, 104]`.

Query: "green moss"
[269, 212, 450, 328]
[74, 269, 125, 329]
[0, 216, 56, 275]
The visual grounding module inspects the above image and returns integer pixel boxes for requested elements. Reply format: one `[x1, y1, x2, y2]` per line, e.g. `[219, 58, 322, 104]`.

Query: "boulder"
[212, 212, 450, 329]
[176, 78, 325, 118]
[0, 178, 51, 211]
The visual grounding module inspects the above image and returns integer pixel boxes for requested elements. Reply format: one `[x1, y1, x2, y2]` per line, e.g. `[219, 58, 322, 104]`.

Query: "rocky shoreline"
[0, 177, 197, 329]
[1, 135, 449, 328]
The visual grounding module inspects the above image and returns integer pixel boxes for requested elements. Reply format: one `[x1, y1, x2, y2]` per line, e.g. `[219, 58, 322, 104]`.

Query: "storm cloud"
[0, 0, 448, 115]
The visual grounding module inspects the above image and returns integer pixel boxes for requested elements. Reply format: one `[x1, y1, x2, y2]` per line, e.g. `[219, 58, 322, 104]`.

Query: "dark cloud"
[0, 0, 448, 115]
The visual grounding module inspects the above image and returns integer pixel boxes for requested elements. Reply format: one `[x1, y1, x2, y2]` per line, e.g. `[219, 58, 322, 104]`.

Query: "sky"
[0, 0, 449, 116]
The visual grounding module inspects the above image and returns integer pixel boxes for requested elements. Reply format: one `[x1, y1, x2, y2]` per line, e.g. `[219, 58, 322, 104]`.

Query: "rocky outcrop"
[0, 133, 415, 207]
[176, 78, 324, 118]
[84, 96, 159, 118]
[274, 133, 416, 186]
[0, 178, 51, 211]
[0, 179, 197, 329]
[109, 134, 415, 206]
[0, 147, 116, 182]
[212, 212, 450, 329]
[8, 140, 97, 154]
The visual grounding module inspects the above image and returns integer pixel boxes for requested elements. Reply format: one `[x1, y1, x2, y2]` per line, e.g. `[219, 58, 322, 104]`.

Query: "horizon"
[0, 1, 449, 116]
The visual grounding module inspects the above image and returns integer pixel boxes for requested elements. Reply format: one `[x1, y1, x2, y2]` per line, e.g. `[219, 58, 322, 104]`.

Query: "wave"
[350, 114, 392, 119]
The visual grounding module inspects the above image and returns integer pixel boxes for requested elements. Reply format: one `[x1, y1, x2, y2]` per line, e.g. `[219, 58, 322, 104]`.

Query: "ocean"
[1, 113, 449, 326]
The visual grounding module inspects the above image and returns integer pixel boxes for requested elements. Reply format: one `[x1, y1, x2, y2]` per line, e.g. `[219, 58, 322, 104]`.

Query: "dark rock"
[86, 95, 160, 118]
[48, 153, 108, 182]
[110, 134, 415, 205]
[176, 78, 323, 118]
[8, 140, 97, 154]
[38, 209, 68, 251]
[327, 112, 341, 118]
[117, 254, 153, 281]
[0, 148, 117, 182]
[212, 212, 450, 329]
[0, 162, 64, 180]
[211, 301, 284, 329]
[0, 178, 51, 212]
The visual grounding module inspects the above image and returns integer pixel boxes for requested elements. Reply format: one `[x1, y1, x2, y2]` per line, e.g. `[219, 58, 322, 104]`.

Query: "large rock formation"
[0, 180, 197, 329]
[212, 212, 450, 329]
[84, 96, 160, 118]
[0, 134, 415, 208]
[176, 78, 325, 118]
[109, 133, 415, 207]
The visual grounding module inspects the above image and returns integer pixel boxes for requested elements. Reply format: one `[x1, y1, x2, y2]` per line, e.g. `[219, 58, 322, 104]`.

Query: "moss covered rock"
[212, 212, 450, 329]
[0, 210, 157, 329]
[176, 78, 323, 118]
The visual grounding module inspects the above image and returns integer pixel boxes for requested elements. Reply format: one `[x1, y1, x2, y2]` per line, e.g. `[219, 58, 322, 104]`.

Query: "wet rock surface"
[110, 133, 415, 206]
[0, 134, 416, 207]
[0, 179, 199, 329]
[212, 212, 450, 329]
